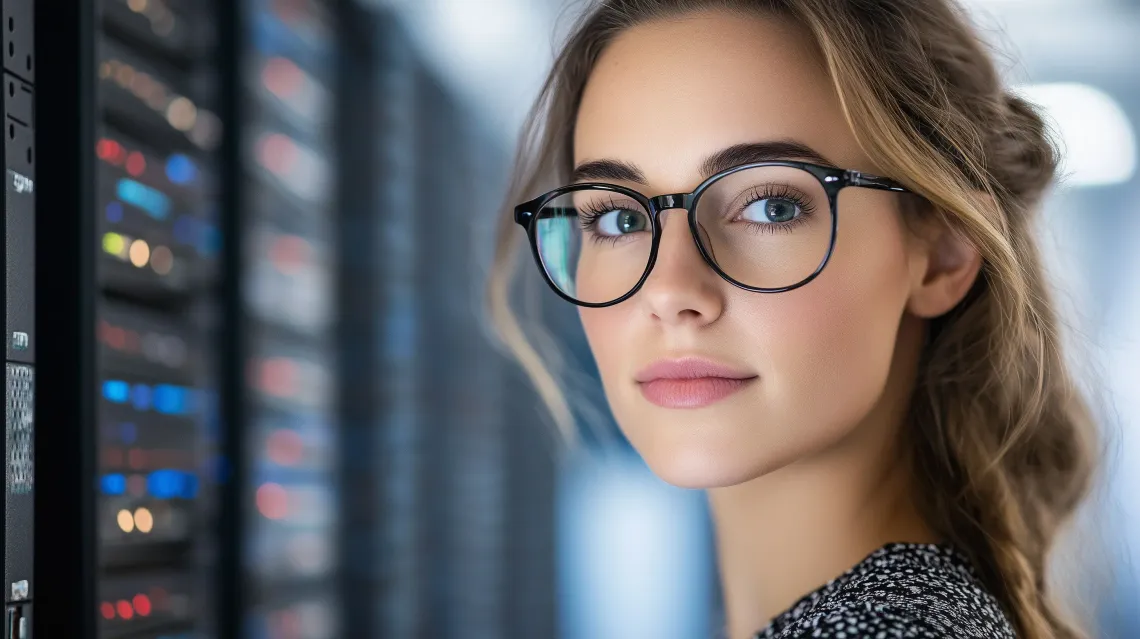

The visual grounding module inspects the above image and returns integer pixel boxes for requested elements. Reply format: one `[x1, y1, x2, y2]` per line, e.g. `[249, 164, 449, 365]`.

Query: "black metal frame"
[216, 0, 245, 636]
[33, 0, 97, 636]
[336, 0, 381, 635]
[514, 161, 910, 307]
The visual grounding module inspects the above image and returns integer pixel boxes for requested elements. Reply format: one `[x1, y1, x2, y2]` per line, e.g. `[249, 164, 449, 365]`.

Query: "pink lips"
[634, 358, 758, 409]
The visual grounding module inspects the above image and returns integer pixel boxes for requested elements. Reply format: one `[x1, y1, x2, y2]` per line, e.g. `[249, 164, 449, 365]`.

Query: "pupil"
[765, 200, 796, 223]
[619, 210, 644, 233]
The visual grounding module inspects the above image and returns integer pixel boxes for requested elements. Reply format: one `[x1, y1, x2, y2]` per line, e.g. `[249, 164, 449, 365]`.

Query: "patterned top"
[753, 543, 1016, 638]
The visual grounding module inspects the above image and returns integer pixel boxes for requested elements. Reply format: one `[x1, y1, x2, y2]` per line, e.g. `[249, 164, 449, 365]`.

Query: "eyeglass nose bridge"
[647, 193, 696, 214]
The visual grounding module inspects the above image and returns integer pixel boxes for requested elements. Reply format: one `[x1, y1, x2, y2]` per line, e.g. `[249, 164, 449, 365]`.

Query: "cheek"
[579, 307, 626, 378]
[753, 210, 913, 430]
[579, 304, 647, 426]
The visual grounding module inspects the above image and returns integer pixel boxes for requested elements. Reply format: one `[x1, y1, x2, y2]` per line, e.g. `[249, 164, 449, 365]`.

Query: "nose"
[638, 209, 725, 326]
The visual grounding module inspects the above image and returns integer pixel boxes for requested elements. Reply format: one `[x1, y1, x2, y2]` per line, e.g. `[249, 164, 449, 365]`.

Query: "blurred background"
[21, 0, 1140, 637]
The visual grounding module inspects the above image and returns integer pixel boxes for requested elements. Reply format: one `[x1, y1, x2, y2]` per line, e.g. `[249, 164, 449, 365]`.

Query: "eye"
[595, 208, 649, 236]
[741, 198, 801, 224]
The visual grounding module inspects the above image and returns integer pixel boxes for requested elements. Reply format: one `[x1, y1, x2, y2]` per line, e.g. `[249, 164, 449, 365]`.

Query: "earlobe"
[906, 223, 983, 319]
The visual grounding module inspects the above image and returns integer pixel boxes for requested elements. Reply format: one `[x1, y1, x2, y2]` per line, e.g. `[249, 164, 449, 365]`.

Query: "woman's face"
[573, 10, 928, 488]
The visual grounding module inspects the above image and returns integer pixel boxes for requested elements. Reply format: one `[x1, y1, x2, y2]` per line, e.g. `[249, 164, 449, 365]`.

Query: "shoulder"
[772, 543, 1016, 639]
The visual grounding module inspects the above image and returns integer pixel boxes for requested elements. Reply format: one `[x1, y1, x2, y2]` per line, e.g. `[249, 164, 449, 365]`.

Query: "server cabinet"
[238, 1, 342, 636]
[358, 15, 558, 639]
[93, 1, 223, 638]
[4, 0, 34, 636]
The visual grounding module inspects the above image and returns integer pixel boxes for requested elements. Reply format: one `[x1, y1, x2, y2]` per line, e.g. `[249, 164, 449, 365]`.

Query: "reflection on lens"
[693, 166, 831, 290]
[534, 188, 653, 304]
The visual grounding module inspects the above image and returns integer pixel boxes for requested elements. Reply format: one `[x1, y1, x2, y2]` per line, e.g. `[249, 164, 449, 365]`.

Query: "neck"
[708, 318, 937, 639]
[709, 438, 936, 639]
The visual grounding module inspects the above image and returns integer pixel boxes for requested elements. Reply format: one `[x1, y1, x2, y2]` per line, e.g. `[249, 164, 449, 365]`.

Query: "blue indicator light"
[173, 216, 195, 245]
[105, 201, 124, 223]
[131, 384, 152, 411]
[147, 469, 181, 499]
[153, 384, 191, 415]
[100, 474, 127, 496]
[102, 380, 130, 403]
[147, 469, 198, 499]
[116, 178, 171, 220]
[120, 422, 137, 444]
[165, 154, 198, 185]
[199, 224, 219, 257]
[182, 474, 199, 499]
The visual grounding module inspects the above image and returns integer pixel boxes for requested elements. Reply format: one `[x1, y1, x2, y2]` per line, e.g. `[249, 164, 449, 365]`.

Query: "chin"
[625, 421, 792, 490]
[648, 461, 766, 490]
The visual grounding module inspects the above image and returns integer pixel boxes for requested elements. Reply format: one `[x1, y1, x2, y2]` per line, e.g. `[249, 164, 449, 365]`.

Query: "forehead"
[573, 10, 864, 190]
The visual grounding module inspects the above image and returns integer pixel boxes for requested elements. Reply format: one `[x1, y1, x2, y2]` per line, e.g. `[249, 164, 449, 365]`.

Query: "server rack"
[28, 1, 347, 635]
[358, 16, 558, 638]
[4, 1, 35, 637]
[92, 1, 223, 638]
[238, 1, 342, 637]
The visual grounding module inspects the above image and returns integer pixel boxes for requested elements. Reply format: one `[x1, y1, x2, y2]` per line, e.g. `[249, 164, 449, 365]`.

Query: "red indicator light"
[271, 607, 301, 634]
[100, 602, 115, 620]
[268, 235, 311, 275]
[262, 57, 303, 98]
[105, 325, 126, 350]
[97, 139, 124, 164]
[257, 133, 297, 176]
[267, 429, 304, 466]
[256, 482, 289, 520]
[133, 594, 152, 616]
[126, 151, 146, 176]
[116, 599, 134, 619]
[259, 357, 298, 398]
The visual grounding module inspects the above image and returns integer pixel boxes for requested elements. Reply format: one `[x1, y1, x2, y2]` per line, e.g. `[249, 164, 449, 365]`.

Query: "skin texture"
[571, 10, 982, 639]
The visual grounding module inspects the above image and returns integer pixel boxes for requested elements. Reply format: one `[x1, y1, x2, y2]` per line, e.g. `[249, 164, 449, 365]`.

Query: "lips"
[634, 358, 757, 409]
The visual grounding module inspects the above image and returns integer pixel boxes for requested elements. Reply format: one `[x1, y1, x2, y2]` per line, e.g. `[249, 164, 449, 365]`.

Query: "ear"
[906, 214, 983, 319]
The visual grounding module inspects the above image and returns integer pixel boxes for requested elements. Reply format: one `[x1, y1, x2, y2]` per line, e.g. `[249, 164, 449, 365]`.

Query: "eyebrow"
[571, 140, 838, 185]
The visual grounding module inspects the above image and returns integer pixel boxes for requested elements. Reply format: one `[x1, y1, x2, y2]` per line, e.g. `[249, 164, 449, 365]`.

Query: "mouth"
[634, 358, 758, 409]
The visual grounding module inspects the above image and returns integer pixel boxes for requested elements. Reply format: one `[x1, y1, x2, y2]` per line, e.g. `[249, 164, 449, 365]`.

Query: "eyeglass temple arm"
[845, 170, 910, 193]
[514, 202, 534, 226]
[515, 203, 578, 226]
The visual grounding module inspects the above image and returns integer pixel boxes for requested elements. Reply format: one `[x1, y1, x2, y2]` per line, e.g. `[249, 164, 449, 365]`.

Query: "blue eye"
[742, 198, 800, 224]
[596, 208, 649, 236]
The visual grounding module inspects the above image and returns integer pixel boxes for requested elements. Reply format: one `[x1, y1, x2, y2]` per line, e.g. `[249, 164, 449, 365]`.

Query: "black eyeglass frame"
[514, 160, 911, 308]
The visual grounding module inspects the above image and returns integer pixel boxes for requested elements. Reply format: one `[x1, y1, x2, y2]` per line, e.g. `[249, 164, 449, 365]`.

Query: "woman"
[487, 1, 1098, 637]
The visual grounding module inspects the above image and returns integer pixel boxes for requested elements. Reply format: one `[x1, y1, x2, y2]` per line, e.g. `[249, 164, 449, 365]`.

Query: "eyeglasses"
[513, 160, 911, 307]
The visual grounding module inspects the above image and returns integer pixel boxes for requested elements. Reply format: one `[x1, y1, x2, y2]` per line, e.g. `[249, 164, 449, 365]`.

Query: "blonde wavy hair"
[485, 1, 1100, 637]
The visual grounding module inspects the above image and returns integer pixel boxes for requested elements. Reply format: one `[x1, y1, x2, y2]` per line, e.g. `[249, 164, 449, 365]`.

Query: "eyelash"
[577, 197, 647, 245]
[735, 184, 817, 234]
